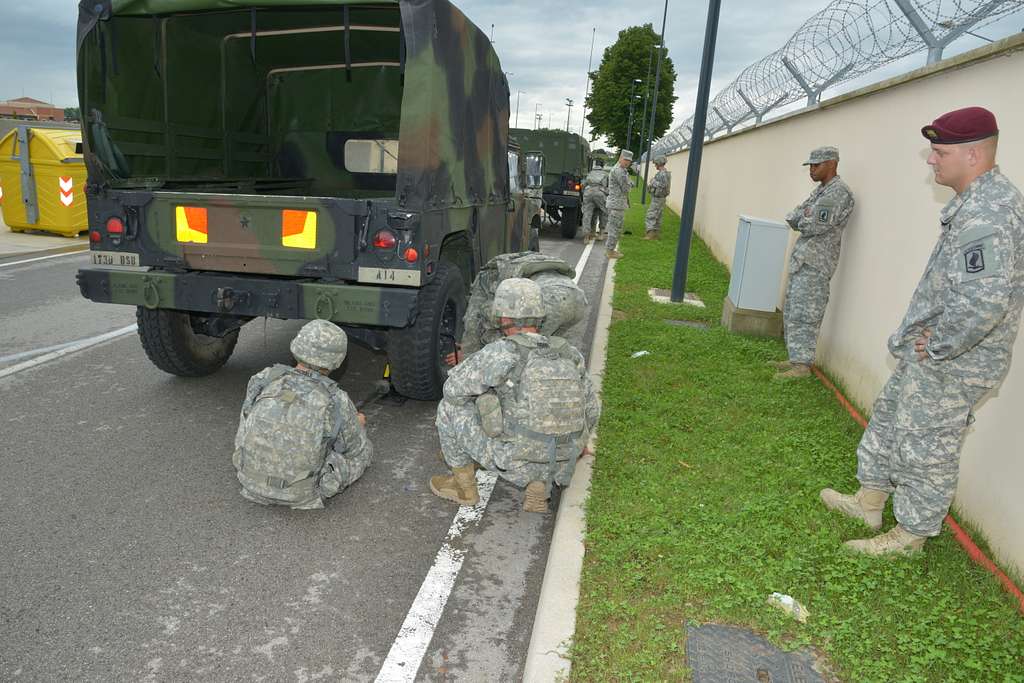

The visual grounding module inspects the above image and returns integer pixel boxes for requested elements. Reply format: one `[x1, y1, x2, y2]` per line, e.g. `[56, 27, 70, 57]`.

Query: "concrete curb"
[522, 258, 616, 681]
[0, 242, 89, 261]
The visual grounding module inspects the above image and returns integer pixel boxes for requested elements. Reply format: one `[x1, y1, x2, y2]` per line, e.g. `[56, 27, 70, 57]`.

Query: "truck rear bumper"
[77, 268, 418, 328]
[542, 193, 581, 208]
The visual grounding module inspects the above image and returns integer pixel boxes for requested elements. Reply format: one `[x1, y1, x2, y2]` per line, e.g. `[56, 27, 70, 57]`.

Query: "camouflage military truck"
[509, 128, 592, 239]
[74, 0, 533, 400]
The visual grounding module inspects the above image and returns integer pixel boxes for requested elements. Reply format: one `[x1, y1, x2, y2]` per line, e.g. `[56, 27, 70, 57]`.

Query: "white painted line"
[374, 470, 498, 682]
[0, 324, 137, 380]
[0, 338, 90, 365]
[0, 249, 89, 268]
[573, 241, 595, 285]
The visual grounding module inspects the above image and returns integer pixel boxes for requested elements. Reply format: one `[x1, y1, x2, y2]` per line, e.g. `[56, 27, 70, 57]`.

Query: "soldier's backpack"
[234, 365, 335, 508]
[497, 335, 588, 476]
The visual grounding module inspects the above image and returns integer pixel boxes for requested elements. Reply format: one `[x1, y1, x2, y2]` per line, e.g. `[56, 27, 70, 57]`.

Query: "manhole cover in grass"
[686, 624, 824, 683]
[666, 319, 709, 330]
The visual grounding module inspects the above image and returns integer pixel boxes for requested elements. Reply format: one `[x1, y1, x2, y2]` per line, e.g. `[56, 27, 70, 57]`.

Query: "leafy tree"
[586, 24, 676, 158]
[63, 107, 81, 122]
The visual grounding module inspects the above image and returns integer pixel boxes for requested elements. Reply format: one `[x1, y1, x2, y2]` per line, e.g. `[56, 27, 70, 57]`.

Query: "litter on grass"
[631, 350, 651, 358]
[768, 592, 810, 623]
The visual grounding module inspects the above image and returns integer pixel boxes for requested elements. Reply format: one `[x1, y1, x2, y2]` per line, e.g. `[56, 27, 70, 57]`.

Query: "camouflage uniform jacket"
[607, 165, 631, 210]
[234, 365, 372, 507]
[648, 169, 672, 198]
[442, 333, 601, 446]
[888, 167, 1024, 388]
[785, 176, 855, 274]
[582, 168, 609, 198]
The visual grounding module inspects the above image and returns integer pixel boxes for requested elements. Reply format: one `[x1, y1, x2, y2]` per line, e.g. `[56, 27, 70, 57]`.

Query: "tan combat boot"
[430, 465, 479, 506]
[606, 250, 623, 259]
[820, 487, 888, 530]
[774, 363, 811, 379]
[844, 525, 927, 556]
[523, 481, 549, 513]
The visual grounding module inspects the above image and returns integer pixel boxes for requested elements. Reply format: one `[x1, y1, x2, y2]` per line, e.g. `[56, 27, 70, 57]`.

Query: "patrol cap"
[802, 146, 839, 165]
[921, 106, 998, 144]
[653, 155, 667, 166]
[290, 319, 348, 371]
[619, 149, 634, 161]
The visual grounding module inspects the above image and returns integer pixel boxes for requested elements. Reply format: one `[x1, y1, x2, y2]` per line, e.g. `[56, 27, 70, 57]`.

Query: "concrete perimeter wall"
[664, 33, 1024, 575]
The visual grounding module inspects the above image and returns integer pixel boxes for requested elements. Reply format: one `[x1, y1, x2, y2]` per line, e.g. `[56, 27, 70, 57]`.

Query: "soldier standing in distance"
[774, 146, 856, 379]
[430, 279, 601, 513]
[644, 155, 672, 240]
[821, 107, 1024, 555]
[581, 159, 609, 242]
[605, 149, 633, 259]
[232, 320, 372, 510]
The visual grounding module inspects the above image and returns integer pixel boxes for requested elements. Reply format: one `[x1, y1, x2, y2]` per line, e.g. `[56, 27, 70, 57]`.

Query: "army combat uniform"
[581, 167, 609, 239]
[855, 167, 1024, 537]
[460, 252, 587, 357]
[436, 332, 601, 489]
[644, 166, 672, 238]
[606, 161, 632, 253]
[783, 175, 855, 365]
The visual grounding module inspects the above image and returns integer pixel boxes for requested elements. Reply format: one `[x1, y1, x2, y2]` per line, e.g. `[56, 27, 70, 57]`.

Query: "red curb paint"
[810, 365, 1024, 615]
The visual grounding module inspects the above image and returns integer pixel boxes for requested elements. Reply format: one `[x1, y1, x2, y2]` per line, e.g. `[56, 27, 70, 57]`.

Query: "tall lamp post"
[564, 98, 574, 132]
[638, 43, 660, 202]
[641, 1, 669, 205]
[515, 90, 524, 128]
[534, 103, 541, 130]
[625, 78, 641, 150]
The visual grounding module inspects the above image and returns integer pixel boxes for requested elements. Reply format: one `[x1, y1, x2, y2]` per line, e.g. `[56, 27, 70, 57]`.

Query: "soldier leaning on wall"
[774, 146, 856, 379]
[821, 106, 1024, 555]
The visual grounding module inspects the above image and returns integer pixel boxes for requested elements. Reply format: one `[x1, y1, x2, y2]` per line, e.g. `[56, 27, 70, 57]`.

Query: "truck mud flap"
[77, 268, 418, 328]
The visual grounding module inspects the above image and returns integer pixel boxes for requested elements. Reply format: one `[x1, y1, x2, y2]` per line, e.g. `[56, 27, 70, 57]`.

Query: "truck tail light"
[106, 217, 124, 234]
[403, 247, 419, 263]
[90, 230, 101, 243]
[373, 229, 397, 250]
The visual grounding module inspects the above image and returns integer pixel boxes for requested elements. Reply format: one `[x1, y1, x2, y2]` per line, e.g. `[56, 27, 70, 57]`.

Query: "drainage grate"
[686, 624, 825, 683]
[666, 319, 710, 330]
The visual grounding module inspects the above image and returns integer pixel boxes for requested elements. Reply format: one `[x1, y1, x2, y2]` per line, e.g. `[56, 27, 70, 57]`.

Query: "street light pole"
[638, 42, 660, 203]
[565, 98, 574, 132]
[671, 0, 723, 303]
[580, 27, 596, 138]
[515, 91, 524, 128]
[534, 103, 541, 130]
[625, 78, 641, 150]
[642, 0, 669, 205]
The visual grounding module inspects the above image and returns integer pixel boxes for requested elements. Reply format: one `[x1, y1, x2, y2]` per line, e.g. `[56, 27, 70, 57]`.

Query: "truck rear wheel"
[560, 207, 579, 239]
[388, 261, 465, 401]
[136, 307, 238, 377]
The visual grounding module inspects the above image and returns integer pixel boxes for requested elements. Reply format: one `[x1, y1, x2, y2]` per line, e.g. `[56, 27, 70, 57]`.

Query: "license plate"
[91, 250, 140, 267]
[564, 190, 580, 196]
[358, 267, 421, 286]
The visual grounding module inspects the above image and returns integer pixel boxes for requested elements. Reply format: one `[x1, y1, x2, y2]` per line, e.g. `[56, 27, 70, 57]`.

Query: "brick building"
[0, 97, 65, 122]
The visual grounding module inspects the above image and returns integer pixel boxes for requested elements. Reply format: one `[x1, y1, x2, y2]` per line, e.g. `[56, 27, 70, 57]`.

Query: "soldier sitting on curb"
[431, 278, 601, 513]
[232, 320, 373, 510]
[446, 251, 587, 365]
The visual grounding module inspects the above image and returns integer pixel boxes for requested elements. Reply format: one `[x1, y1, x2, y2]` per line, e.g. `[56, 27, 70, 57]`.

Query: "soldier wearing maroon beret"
[822, 107, 1024, 555]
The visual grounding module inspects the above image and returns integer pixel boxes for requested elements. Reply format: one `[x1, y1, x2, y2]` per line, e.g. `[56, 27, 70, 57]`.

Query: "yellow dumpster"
[0, 126, 88, 237]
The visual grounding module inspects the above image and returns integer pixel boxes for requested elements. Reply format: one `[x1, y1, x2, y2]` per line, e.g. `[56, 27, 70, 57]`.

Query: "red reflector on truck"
[281, 209, 317, 249]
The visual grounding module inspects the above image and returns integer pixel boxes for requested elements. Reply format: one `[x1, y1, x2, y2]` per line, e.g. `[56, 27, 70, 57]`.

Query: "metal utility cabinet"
[722, 214, 789, 337]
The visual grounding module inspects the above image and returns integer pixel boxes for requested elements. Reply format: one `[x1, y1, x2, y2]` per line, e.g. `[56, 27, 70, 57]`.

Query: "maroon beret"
[921, 107, 998, 144]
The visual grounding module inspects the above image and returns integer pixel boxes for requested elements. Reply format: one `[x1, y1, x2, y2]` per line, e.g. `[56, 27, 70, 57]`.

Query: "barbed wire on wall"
[648, 0, 1024, 158]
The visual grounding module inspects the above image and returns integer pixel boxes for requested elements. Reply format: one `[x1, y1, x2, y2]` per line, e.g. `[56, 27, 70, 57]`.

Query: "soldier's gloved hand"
[914, 328, 933, 361]
[357, 412, 367, 427]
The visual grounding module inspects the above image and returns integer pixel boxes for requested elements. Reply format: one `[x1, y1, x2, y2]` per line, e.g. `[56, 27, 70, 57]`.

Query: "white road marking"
[0, 324, 137, 380]
[0, 249, 89, 268]
[374, 241, 598, 681]
[374, 471, 498, 682]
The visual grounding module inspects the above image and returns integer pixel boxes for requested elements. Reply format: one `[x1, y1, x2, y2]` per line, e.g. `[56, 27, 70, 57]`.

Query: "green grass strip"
[571, 187, 1024, 682]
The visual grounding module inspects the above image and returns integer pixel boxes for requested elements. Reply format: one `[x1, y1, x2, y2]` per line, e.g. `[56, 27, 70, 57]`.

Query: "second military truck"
[510, 128, 592, 239]
[74, 0, 533, 400]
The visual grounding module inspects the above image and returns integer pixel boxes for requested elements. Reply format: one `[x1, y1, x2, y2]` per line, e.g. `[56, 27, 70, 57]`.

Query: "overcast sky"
[1, 1, 1021, 146]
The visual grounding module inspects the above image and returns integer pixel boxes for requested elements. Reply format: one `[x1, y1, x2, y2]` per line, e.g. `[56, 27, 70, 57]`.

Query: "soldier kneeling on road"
[431, 278, 601, 513]
[232, 320, 373, 510]
[447, 251, 588, 365]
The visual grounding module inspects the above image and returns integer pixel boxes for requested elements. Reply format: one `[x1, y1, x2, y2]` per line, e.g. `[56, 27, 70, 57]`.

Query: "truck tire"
[560, 206, 579, 239]
[388, 261, 465, 401]
[136, 307, 238, 377]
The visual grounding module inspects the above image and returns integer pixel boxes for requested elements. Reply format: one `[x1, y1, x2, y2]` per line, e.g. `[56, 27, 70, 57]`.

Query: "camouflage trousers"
[237, 450, 367, 510]
[581, 194, 606, 237]
[856, 361, 988, 536]
[783, 263, 831, 365]
[644, 196, 666, 235]
[436, 401, 576, 488]
[606, 208, 626, 252]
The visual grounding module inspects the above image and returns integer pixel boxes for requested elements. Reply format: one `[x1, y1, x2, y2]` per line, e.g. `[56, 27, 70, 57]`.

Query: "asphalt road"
[0, 233, 608, 682]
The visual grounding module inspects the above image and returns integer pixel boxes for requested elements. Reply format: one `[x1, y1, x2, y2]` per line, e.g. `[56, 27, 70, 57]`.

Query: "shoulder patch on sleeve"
[815, 201, 837, 225]
[958, 225, 1003, 282]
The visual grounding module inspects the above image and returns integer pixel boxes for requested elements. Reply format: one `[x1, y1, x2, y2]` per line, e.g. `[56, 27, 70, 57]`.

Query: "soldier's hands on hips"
[357, 412, 367, 427]
[914, 328, 933, 360]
